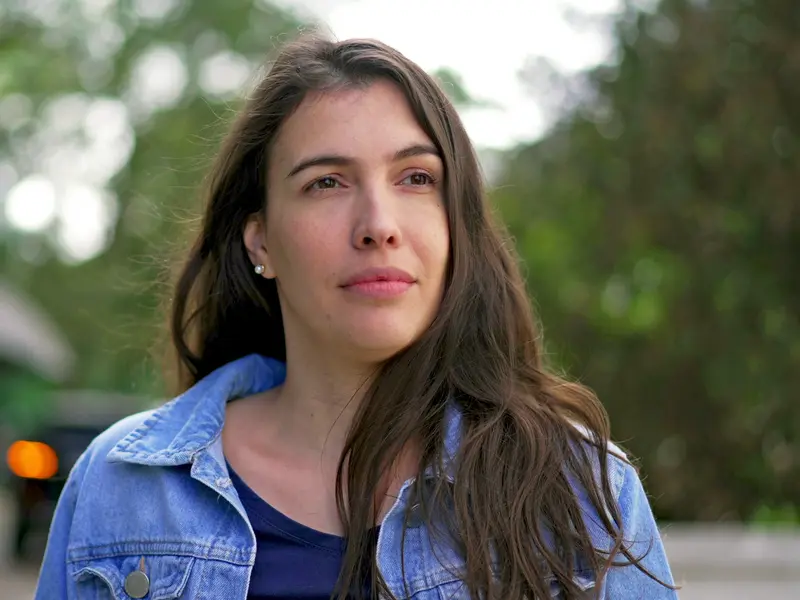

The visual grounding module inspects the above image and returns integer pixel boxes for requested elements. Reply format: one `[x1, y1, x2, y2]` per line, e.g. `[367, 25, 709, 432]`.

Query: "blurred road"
[663, 524, 800, 600]
[0, 491, 797, 599]
[0, 490, 40, 599]
[1, 563, 39, 599]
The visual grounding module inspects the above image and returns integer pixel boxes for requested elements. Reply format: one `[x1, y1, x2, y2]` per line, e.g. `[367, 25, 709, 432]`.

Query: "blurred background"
[0, 0, 798, 597]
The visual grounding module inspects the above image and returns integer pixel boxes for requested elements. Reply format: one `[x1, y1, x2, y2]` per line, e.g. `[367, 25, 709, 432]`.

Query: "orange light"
[6, 441, 59, 480]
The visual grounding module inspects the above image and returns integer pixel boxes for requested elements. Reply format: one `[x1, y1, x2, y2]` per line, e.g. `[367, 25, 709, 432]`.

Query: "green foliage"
[751, 503, 800, 528]
[1, 0, 796, 523]
[432, 67, 497, 109]
[496, 0, 799, 521]
[432, 67, 474, 106]
[0, 368, 52, 432]
[0, 0, 306, 392]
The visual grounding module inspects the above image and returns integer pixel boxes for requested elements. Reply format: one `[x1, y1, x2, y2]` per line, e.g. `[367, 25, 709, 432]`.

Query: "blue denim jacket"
[35, 354, 677, 599]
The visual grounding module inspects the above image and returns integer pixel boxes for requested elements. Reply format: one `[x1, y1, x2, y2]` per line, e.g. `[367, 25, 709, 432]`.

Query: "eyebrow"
[285, 143, 441, 179]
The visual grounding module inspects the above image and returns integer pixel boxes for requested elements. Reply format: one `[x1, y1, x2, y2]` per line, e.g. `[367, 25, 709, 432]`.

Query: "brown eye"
[402, 172, 436, 186]
[309, 176, 340, 191]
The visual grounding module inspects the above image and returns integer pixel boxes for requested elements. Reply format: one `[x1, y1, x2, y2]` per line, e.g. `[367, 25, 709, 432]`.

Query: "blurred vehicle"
[0, 280, 75, 383]
[4, 390, 155, 562]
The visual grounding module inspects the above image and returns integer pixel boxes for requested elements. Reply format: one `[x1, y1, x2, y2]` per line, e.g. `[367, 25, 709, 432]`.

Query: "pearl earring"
[254, 264, 266, 275]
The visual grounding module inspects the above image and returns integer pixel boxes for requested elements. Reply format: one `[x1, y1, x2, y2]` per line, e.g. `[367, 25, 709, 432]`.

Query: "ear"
[243, 213, 276, 279]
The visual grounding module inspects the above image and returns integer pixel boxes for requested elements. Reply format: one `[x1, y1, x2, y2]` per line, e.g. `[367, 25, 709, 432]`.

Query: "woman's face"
[245, 80, 450, 365]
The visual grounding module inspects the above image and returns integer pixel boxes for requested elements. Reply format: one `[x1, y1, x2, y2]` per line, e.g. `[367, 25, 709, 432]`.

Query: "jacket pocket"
[70, 554, 195, 600]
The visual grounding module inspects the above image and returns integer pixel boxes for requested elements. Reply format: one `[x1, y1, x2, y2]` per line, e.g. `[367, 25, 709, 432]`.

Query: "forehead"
[270, 80, 434, 167]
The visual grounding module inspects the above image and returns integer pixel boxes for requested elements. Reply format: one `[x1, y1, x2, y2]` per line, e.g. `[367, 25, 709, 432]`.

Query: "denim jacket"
[35, 354, 677, 599]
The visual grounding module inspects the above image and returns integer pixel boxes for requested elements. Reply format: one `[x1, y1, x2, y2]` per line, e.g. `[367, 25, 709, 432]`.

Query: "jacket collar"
[107, 354, 461, 481]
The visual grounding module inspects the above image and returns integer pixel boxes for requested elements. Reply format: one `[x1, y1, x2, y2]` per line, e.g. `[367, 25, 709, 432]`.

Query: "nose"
[351, 186, 402, 250]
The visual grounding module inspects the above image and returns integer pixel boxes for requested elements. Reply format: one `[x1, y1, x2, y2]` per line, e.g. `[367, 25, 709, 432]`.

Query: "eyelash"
[304, 171, 438, 192]
[401, 171, 438, 186]
[306, 176, 340, 191]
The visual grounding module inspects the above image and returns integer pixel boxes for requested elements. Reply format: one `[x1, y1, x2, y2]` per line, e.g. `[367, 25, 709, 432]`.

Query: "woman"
[35, 35, 677, 599]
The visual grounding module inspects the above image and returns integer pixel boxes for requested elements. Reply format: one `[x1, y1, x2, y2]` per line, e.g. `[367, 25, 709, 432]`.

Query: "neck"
[268, 345, 380, 460]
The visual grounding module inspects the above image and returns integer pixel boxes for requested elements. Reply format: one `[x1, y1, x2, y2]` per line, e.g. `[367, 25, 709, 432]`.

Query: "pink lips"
[340, 267, 416, 298]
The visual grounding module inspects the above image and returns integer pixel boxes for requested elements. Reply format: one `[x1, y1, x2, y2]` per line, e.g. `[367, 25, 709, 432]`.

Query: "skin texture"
[226, 81, 449, 534]
[246, 80, 449, 368]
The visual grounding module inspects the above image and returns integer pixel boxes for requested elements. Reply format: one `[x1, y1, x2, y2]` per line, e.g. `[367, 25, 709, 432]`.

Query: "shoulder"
[603, 439, 633, 502]
[566, 428, 653, 545]
[569, 423, 633, 502]
[93, 408, 160, 455]
[568, 432, 676, 592]
[68, 408, 161, 485]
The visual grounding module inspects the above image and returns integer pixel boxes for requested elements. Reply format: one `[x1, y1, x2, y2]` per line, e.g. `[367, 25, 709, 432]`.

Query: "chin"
[344, 325, 426, 363]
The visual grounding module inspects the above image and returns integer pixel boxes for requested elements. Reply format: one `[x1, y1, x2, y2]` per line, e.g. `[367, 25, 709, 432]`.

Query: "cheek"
[411, 210, 450, 280]
[428, 208, 451, 269]
[268, 211, 339, 275]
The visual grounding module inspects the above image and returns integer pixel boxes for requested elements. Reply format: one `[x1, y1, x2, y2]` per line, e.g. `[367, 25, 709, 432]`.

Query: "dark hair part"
[169, 33, 671, 599]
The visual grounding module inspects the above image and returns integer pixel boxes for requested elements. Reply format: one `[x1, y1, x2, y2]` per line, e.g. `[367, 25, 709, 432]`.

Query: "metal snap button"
[124, 570, 150, 598]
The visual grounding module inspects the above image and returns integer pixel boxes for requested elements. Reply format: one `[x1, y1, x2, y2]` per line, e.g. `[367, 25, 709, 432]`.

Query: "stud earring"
[254, 264, 266, 275]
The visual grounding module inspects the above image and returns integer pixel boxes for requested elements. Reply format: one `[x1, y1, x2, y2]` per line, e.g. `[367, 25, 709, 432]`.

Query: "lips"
[340, 267, 415, 287]
[340, 267, 416, 298]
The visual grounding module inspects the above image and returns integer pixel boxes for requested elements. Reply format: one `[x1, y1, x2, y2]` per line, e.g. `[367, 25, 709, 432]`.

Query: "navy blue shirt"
[228, 463, 376, 599]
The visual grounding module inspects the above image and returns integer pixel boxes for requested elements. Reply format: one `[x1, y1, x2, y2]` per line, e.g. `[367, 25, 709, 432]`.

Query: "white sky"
[286, 0, 621, 147]
[2, 0, 624, 263]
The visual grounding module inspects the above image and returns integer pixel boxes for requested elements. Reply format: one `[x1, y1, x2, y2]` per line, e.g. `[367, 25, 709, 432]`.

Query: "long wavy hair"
[169, 34, 664, 599]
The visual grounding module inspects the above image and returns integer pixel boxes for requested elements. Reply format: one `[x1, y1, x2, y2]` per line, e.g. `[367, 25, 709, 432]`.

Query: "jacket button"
[124, 570, 150, 598]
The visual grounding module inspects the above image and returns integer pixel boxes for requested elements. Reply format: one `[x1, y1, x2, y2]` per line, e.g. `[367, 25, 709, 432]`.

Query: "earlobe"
[261, 261, 276, 279]
[243, 215, 276, 279]
[253, 262, 276, 279]
[258, 255, 277, 279]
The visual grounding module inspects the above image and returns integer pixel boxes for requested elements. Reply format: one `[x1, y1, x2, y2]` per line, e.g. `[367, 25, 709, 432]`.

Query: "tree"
[496, 0, 799, 521]
[0, 0, 305, 393]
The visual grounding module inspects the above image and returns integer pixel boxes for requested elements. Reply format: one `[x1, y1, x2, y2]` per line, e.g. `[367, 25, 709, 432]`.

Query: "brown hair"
[169, 33, 666, 599]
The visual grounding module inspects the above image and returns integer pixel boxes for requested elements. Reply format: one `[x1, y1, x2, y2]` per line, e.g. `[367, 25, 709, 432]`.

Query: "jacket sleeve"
[33, 448, 90, 600]
[602, 462, 679, 599]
